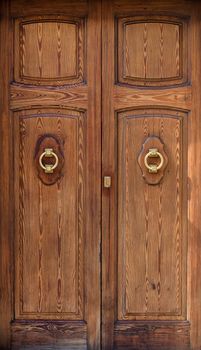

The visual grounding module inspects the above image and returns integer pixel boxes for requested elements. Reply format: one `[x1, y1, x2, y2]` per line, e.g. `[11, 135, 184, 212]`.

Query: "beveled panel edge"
[116, 15, 189, 87]
[14, 15, 87, 86]
[14, 108, 86, 320]
[116, 108, 188, 321]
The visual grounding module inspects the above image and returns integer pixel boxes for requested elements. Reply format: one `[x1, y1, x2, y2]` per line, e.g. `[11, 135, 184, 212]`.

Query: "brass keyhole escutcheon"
[39, 148, 59, 174]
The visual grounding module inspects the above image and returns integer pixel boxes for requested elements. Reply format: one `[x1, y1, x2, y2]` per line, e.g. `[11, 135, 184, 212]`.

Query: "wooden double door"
[1, 0, 201, 349]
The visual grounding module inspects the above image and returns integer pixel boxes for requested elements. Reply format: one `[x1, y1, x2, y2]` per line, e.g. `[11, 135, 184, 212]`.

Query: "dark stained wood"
[138, 136, 169, 185]
[114, 321, 190, 350]
[11, 0, 87, 17]
[34, 134, 65, 186]
[11, 321, 87, 349]
[85, 1, 101, 349]
[0, 0, 13, 349]
[102, 1, 116, 349]
[188, 2, 201, 349]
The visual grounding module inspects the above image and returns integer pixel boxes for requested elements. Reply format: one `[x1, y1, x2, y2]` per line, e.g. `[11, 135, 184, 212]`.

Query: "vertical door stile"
[102, 0, 116, 349]
[0, 0, 13, 348]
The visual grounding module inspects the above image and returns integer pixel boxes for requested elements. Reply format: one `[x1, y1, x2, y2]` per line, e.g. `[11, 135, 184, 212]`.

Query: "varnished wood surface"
[188, 2, 201, 349]
[102, 1, 117, 349]
[1, 0, 101, 348]
[0, 1, 13, 349]
[14, 16, 86, 85]
[114, 321, 190, 350]
[117, 15, 188, 87]
[113, 0, 192, 15]
[85, 2, 101, 348]
[113, 85, 192, 110]
[101, 0, 200, 349]
[10, 84, 88, 110]
[11, 0, 87, 17]
[14, 109, 85, 319]
[117, 109, 187, 320]
[1, 1, 201, 349]
[11, 321, 87, 349]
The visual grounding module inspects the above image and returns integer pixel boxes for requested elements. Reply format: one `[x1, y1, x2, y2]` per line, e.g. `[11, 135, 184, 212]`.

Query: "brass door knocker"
[144, 148, 164, 173]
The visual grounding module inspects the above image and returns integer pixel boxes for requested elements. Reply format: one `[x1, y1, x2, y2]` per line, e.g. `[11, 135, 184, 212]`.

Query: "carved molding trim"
[14, 15, 86, 86]
[117, 15, 189, 87]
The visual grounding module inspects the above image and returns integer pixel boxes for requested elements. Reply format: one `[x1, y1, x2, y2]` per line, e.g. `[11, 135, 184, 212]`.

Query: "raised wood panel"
[11, 0, 87, 17]
[114, 321, 190, 350]
[10, 84, 88, 110]
[14, 108, 86, 319]
[113, 85, 192, 110]
[117, 16, 188, 87]
[11, 321, 87, 349]
[14, 16, 86, 85]
[117, 108, 188, 320]
[113, 0, 192, 15]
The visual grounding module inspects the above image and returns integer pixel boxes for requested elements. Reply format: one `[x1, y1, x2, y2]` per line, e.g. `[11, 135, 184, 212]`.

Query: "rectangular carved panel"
[14, 16, 86, 85]
[117, 16, 188, 87]
[14, 108, 86, 319]
[117, 108, 187, 320]
[11, 321, 87, 349]
[114, 321, 190, 350]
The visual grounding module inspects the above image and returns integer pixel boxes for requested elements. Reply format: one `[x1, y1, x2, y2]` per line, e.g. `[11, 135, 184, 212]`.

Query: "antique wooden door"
[1, 0, 201, 349]
[0, 0, 101, 349]
[101, 1, 201, 350]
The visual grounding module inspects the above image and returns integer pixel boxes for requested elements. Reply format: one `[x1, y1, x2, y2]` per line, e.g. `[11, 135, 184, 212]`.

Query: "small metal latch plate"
[104, 176, 111, 188]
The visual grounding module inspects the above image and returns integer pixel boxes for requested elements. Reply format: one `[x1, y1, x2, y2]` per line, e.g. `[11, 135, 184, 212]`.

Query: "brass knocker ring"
[144, 148, 164, 173]
[39, 148, 59, 174]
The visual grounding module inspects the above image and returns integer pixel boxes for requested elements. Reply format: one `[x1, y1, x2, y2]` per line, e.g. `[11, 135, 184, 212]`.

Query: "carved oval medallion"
[138, 136, 168, 185]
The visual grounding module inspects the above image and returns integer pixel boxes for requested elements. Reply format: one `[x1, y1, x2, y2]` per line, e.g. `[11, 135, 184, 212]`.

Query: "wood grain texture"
[14, 16, 86, 85]
[117, 109, 188, 320]
[113, 85, 192, 110]
[102, 1, 192, 349]
[117, 15, 188, 86]
[114, 321, 190, 350]
[11, 321, 87, 349]
[114, 0, 192, 15]
[188, 2, 201, 349]
[11, 0, 87, 17]
[0, 0, 13, 349]
[14, 108, 85, 320]
[102, 1, 117, 349]
[9, 0, 101, 348]
[10, 84, 88, 110]
[1, 1, 201, 349]
[85, 1, 101, 348]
